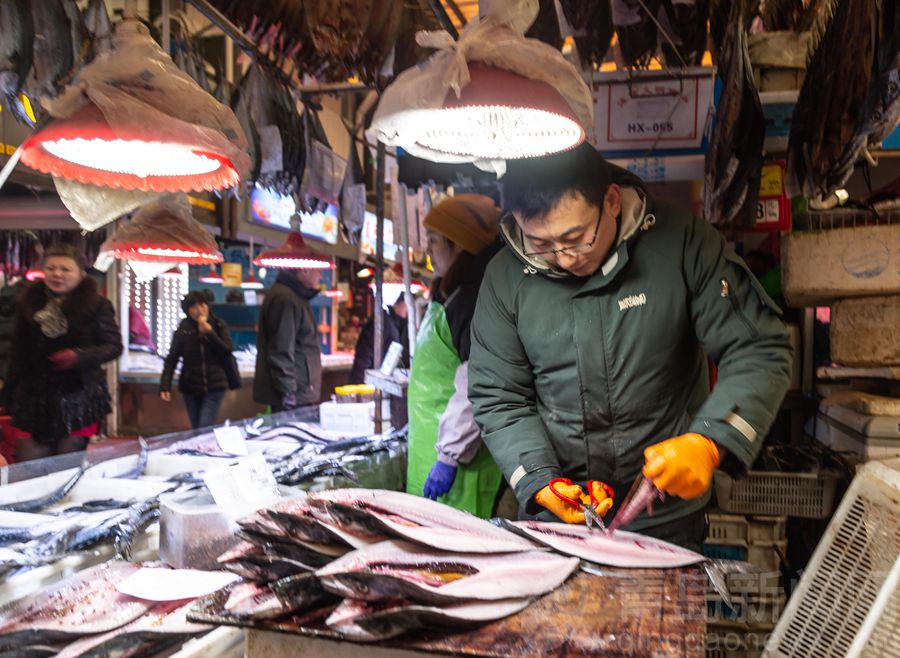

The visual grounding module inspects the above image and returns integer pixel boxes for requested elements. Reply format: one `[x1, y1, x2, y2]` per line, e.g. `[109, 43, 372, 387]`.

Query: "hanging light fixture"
[241, 270, 264, 289]
[24, 268, 45, 282]
[198, 264, 224, 284]
[18, 18, 248, 193]
[367, 6, 592, 165]
[254, 232, 332, 270]
[99, 195, 223, 267]
[357, 267, 374, 278]
[371, 263, 426, 305]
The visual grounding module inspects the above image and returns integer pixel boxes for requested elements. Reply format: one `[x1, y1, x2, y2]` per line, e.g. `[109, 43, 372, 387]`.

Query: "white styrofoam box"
[814, 403, 900, 463]
[319, 400, 391, 434]
[589, 67, 715, 153]
[831, 295, 900, 367]
[0, 469, 172, 512]
[783, 224, 900, 307]
[0, 510, 56, 528]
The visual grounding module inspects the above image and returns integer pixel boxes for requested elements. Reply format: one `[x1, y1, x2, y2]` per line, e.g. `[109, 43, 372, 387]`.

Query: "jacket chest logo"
[618, 293, 647, 312]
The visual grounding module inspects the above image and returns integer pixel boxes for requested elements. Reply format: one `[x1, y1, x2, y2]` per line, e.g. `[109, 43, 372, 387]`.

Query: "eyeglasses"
[521, 209, 604, 258]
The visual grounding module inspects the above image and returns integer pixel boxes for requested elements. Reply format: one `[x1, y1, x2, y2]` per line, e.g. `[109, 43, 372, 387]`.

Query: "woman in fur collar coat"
[2, 244, 122, 461]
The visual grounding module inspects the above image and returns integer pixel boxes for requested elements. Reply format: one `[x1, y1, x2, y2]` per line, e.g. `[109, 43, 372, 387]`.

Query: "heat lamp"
[254, 232, 332, 270]
[198, 264, 225, 284]
[240, 270, 264, 289]
[405, 64, 585, 161]
[17, 17, 247, 194]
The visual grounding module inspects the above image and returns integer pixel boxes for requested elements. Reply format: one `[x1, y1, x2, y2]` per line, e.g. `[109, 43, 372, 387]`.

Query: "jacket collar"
[275, 271, 319, 301]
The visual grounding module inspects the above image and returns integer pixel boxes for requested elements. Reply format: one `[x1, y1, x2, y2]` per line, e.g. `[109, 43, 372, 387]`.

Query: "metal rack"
[792, 207, 900, 231]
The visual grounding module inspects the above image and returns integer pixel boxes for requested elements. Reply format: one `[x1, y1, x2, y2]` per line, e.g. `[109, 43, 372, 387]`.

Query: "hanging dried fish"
[704, 0, 765, 228]
[612, 0, 660, 68]
[785, 0, 879, 198]
[559, 0, 615, 68]
[658, 0, 710, 68]
[0, 0, 33, 115]
[525, 0, 564, 50]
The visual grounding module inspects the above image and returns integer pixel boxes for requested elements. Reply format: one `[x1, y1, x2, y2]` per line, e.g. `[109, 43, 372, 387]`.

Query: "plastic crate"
[708, 593, 786, 629]
[714, 470, 840, 519]
[763, 462, 900, 658]
[708, 513, 787, 544]
[705, 541, 786, 573]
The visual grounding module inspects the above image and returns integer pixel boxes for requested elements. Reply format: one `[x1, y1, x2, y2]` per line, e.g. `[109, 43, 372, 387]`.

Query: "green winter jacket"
[468, 187, 793, 529]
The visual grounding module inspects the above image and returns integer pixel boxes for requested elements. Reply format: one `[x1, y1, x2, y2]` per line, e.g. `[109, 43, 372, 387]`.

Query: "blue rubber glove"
[423, 461, 457, 500]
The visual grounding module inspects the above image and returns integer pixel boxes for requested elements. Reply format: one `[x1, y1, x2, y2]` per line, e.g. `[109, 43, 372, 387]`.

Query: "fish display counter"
[0, 408, 408, 656]
[119, 351, 356, 436]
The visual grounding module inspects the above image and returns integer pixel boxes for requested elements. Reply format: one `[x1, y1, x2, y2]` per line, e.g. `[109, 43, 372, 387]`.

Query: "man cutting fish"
[468, 144, 792, 550]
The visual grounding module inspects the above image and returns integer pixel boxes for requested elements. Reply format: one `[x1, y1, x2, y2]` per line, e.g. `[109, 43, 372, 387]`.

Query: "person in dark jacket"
[253, 269, 323, 411]
[160, 291, 234, 429]
[468, 143, 792, 549]
[350, 295, 409, 384]
[2, 244, 123, 461]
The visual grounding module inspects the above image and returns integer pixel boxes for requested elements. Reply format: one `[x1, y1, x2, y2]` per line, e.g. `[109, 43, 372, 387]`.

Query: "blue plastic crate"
[704, 543, 749, 561]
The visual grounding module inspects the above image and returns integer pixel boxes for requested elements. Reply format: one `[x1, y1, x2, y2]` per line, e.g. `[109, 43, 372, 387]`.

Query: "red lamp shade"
[371, 262, 426, 302]
[198, 265, 224, 283]
[254, 232, 332, 270]
[411, 64, 585, 160]
[20, 104, 241, 193]
[240, 270, 264, 289]
[25, 268, 45, 282]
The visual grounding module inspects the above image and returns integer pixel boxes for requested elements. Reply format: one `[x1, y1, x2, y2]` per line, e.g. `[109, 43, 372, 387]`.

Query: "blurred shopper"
[2, 244, 122, 461]
[160, 291, 235, 429]
[407, 195, 504, 518]
[350, 294, 410, 384]
[254, 269, 323, 412]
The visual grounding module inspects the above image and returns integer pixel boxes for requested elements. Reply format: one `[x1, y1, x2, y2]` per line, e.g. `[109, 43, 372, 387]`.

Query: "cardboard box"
[782, 224, 900, 306]
[831, 295, 900, 366]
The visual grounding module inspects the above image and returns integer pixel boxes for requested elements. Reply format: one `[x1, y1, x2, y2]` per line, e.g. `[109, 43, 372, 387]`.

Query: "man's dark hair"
[181, 291, 209, 314]
[501, 143, 613, 223]
[43, 243, 87, 270]
[225, 289, 244, 303]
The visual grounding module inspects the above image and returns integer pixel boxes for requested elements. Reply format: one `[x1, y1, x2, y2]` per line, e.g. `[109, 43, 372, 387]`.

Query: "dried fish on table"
[506, 520, 705, 568]
[54, 599, 213, 658]
[308, 489, 538, 554]
[559, 0, 614, 68]
[612, 0, 660, 68]
[0, 0, 33, 115]
[223, 581, 297, 620]
[0, 561, 155, 650]
[270, 572, 336, 611]
[704, 0, 764, 229]
[264, 498, 363, 549]
[786, 0, 880, 198]
[326, 596, 532, 643]
[316, 539, 578, 604]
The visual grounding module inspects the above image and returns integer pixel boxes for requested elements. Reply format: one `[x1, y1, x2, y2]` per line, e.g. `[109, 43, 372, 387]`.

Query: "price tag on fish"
[213, 425, 248, 456]
[202, 453, 280, 521]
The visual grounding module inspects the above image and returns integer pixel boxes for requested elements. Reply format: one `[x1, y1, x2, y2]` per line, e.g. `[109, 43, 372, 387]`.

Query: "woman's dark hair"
[43, 243, 87, 270]
[181, 291, 209, 314]
[501, 142, 613, 223]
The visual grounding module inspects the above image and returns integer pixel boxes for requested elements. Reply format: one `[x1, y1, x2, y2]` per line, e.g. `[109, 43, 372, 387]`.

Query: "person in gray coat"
[253, 269, 323, 411]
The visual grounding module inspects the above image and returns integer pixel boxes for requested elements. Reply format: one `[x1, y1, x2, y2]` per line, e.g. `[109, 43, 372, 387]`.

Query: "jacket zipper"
[721, 278, 758, 338]
[200, 334, 208, 393]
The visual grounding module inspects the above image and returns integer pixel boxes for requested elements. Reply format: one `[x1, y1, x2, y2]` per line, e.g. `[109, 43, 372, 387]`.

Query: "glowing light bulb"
[41, 139, 224, 178]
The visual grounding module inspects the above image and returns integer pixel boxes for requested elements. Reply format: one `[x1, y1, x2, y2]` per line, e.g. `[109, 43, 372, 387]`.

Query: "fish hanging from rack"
[704, 0, 765, 228]
[612, 0, 660, 68]
[785, 0, 881, 198]
[559, 0, 615, 69]
[657, 0, 711, 68]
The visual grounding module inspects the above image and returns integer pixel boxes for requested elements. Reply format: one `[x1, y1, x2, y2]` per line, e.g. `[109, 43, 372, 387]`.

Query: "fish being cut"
[236, 529, 336, 569]
[54, 599, 212, 658]
[326, 597, 532, 642]
[223, 581, 295, 620]
[508, 520, 705, 568]
[316, 540, 578, 604]
[264, 499, 373, 549]
[270, 572, 335, 610]
[308, 489, 537, 554]
[0, 561, 155, 649]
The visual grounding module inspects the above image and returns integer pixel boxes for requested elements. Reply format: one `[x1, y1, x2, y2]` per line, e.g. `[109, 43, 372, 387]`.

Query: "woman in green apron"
[406, 195, 504, 518]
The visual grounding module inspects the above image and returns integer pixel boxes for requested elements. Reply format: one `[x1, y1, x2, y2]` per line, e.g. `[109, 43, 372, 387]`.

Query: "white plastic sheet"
[367, 0, 592, 171]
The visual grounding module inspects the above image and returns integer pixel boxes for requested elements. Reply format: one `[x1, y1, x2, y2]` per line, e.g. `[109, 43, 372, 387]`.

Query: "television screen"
[360, 211, 398, 262]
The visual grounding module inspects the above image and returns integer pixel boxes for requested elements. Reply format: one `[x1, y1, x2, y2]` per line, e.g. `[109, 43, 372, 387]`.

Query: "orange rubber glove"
[643, 433, 721, 499]
[534, 481, 613, 524]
